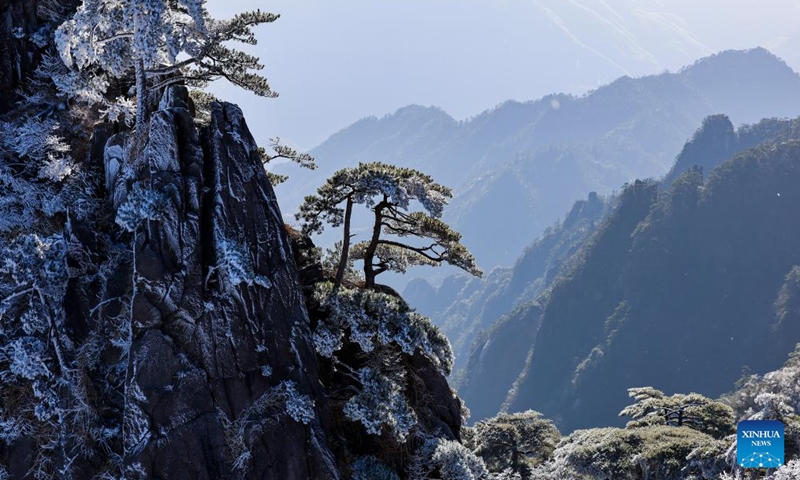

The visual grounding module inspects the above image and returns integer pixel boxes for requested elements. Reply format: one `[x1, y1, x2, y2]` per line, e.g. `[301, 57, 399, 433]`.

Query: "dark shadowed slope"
[508, 127, 800, 432]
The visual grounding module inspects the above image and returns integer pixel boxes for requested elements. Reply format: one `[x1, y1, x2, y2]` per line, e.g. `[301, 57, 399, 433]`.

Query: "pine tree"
[55, 0, 278, 127]
[258, 137, 317, 186]
[619, 387, 735, 439]
[297, 162, 482, 289]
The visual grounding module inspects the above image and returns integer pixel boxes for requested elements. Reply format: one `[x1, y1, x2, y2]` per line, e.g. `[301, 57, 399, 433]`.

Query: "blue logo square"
[737, 420, 784, 468]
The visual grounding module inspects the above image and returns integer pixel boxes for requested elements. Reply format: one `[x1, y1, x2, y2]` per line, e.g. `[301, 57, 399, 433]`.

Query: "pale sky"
[205, 0, 800, 150]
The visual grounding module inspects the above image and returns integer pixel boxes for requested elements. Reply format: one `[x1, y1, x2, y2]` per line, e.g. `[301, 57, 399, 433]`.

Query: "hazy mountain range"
[413, 114, 800, 430]
[277, 48, 800, 275]
[207, 0, 800, 150]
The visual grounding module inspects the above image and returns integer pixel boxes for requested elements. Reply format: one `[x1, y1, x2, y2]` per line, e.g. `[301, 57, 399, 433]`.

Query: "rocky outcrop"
[287, 228, 465, 473]
[65, 87, 340, 479]
[0, 0, 78, 109]
[0, 2, 469, 477]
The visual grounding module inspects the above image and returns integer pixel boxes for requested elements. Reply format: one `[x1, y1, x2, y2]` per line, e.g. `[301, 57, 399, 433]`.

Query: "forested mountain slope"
[507, 132, 800, 432]
[404, 191, 609, 375]
[404, 115, 800, 425]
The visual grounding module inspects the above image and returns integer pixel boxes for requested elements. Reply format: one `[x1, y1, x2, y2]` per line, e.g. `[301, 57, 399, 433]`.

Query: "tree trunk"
[135, 58, 147, 129]
[334, 196, 353, 289]
[363, 198, 388, 289]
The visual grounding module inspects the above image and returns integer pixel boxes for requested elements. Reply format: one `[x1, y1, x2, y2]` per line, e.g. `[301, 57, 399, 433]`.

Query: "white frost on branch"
[115, 183, 166, 232]
[213, 235, 272, 290]
[312, 283, 453, 375]
[343, 367, 417, 441]
[0, 117, 74, 182]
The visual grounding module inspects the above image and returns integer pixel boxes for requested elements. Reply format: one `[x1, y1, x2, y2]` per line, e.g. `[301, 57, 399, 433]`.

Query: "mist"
[205, 0, 800, 150]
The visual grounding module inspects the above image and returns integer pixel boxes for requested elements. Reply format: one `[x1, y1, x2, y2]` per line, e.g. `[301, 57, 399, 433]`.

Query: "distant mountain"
[420, 115, 800, 426]
[404, 192, 609, 376]
[497, 117, 800, 432]
[277, 48, 800, 272]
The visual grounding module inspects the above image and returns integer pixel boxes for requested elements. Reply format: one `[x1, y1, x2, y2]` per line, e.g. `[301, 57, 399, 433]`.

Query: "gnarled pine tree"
[55, 0, 279, 127]
[297, 162, 481, 288]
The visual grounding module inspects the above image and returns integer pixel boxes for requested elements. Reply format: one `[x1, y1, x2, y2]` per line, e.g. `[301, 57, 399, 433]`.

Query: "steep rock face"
[0, 0, 40, 108]
[64, 88, 339, 479]
[0, 0, 79, 108]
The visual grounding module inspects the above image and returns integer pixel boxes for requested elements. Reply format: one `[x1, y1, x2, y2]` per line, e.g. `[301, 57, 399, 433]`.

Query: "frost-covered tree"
[258, 137, 317, 186]
[297, 162, 482, 288]
[620, 387, 735, 439]
[535, 426, 723, 480]
[467, 411, 560, 478]
[56, 0, 278, 127]
[408, 437, 490, 480]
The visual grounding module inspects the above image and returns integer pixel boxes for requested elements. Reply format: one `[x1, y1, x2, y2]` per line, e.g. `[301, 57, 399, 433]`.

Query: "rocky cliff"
[0, 1, 335, 475]
[77, 88, 339, 479]
[0, 1, 472, 478]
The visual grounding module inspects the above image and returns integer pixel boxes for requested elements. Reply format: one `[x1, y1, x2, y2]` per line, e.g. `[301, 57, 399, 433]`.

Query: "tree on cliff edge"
[296, 162, 482, 288]
[55, 0, 278, 127]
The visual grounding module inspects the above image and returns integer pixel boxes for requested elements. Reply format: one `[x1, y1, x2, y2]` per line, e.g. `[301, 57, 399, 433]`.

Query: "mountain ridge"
[278, 47, 800, 272]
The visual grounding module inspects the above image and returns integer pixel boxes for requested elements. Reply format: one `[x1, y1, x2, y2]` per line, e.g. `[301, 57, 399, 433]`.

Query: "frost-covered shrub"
[280, 380, 315, 425]
[39, 154, 74, 182]
[220, 380, 315, 473]
[727, 345, 800, 420]
[4, 337, 50, 381]
[682, 439, 732, 480]
[115, 183, 167, 232]
[311, 283, 454, 443]
[0, 234, 68, 323]
[468, 411, 560, 477]
[722, 345, 800, 466]
[213, 235, 272, 289]
[409, 437, 490, 480]
[0, 117, 71, 172]
[343, 367, 417, 441]
[312, 282, 453, 375]
[351, 455, 400, 480]
[0, 168, 65, 232]
[0, 232, 103, 478]
[765, 460, 800, 480]
[538, 426, 722, 480]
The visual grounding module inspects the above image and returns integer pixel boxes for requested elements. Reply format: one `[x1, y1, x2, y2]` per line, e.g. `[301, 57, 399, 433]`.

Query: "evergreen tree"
[619, 387, 735, 439]
[258, 137, 317, 186]
[297, 162, 481, 288]
[467, 411, 560, 478]
[56, 0, 278, 127]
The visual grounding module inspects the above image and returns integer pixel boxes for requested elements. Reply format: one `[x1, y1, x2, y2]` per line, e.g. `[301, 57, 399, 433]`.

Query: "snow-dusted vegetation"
[1, 0, 799, 479]
[0, 0, 341, 478]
